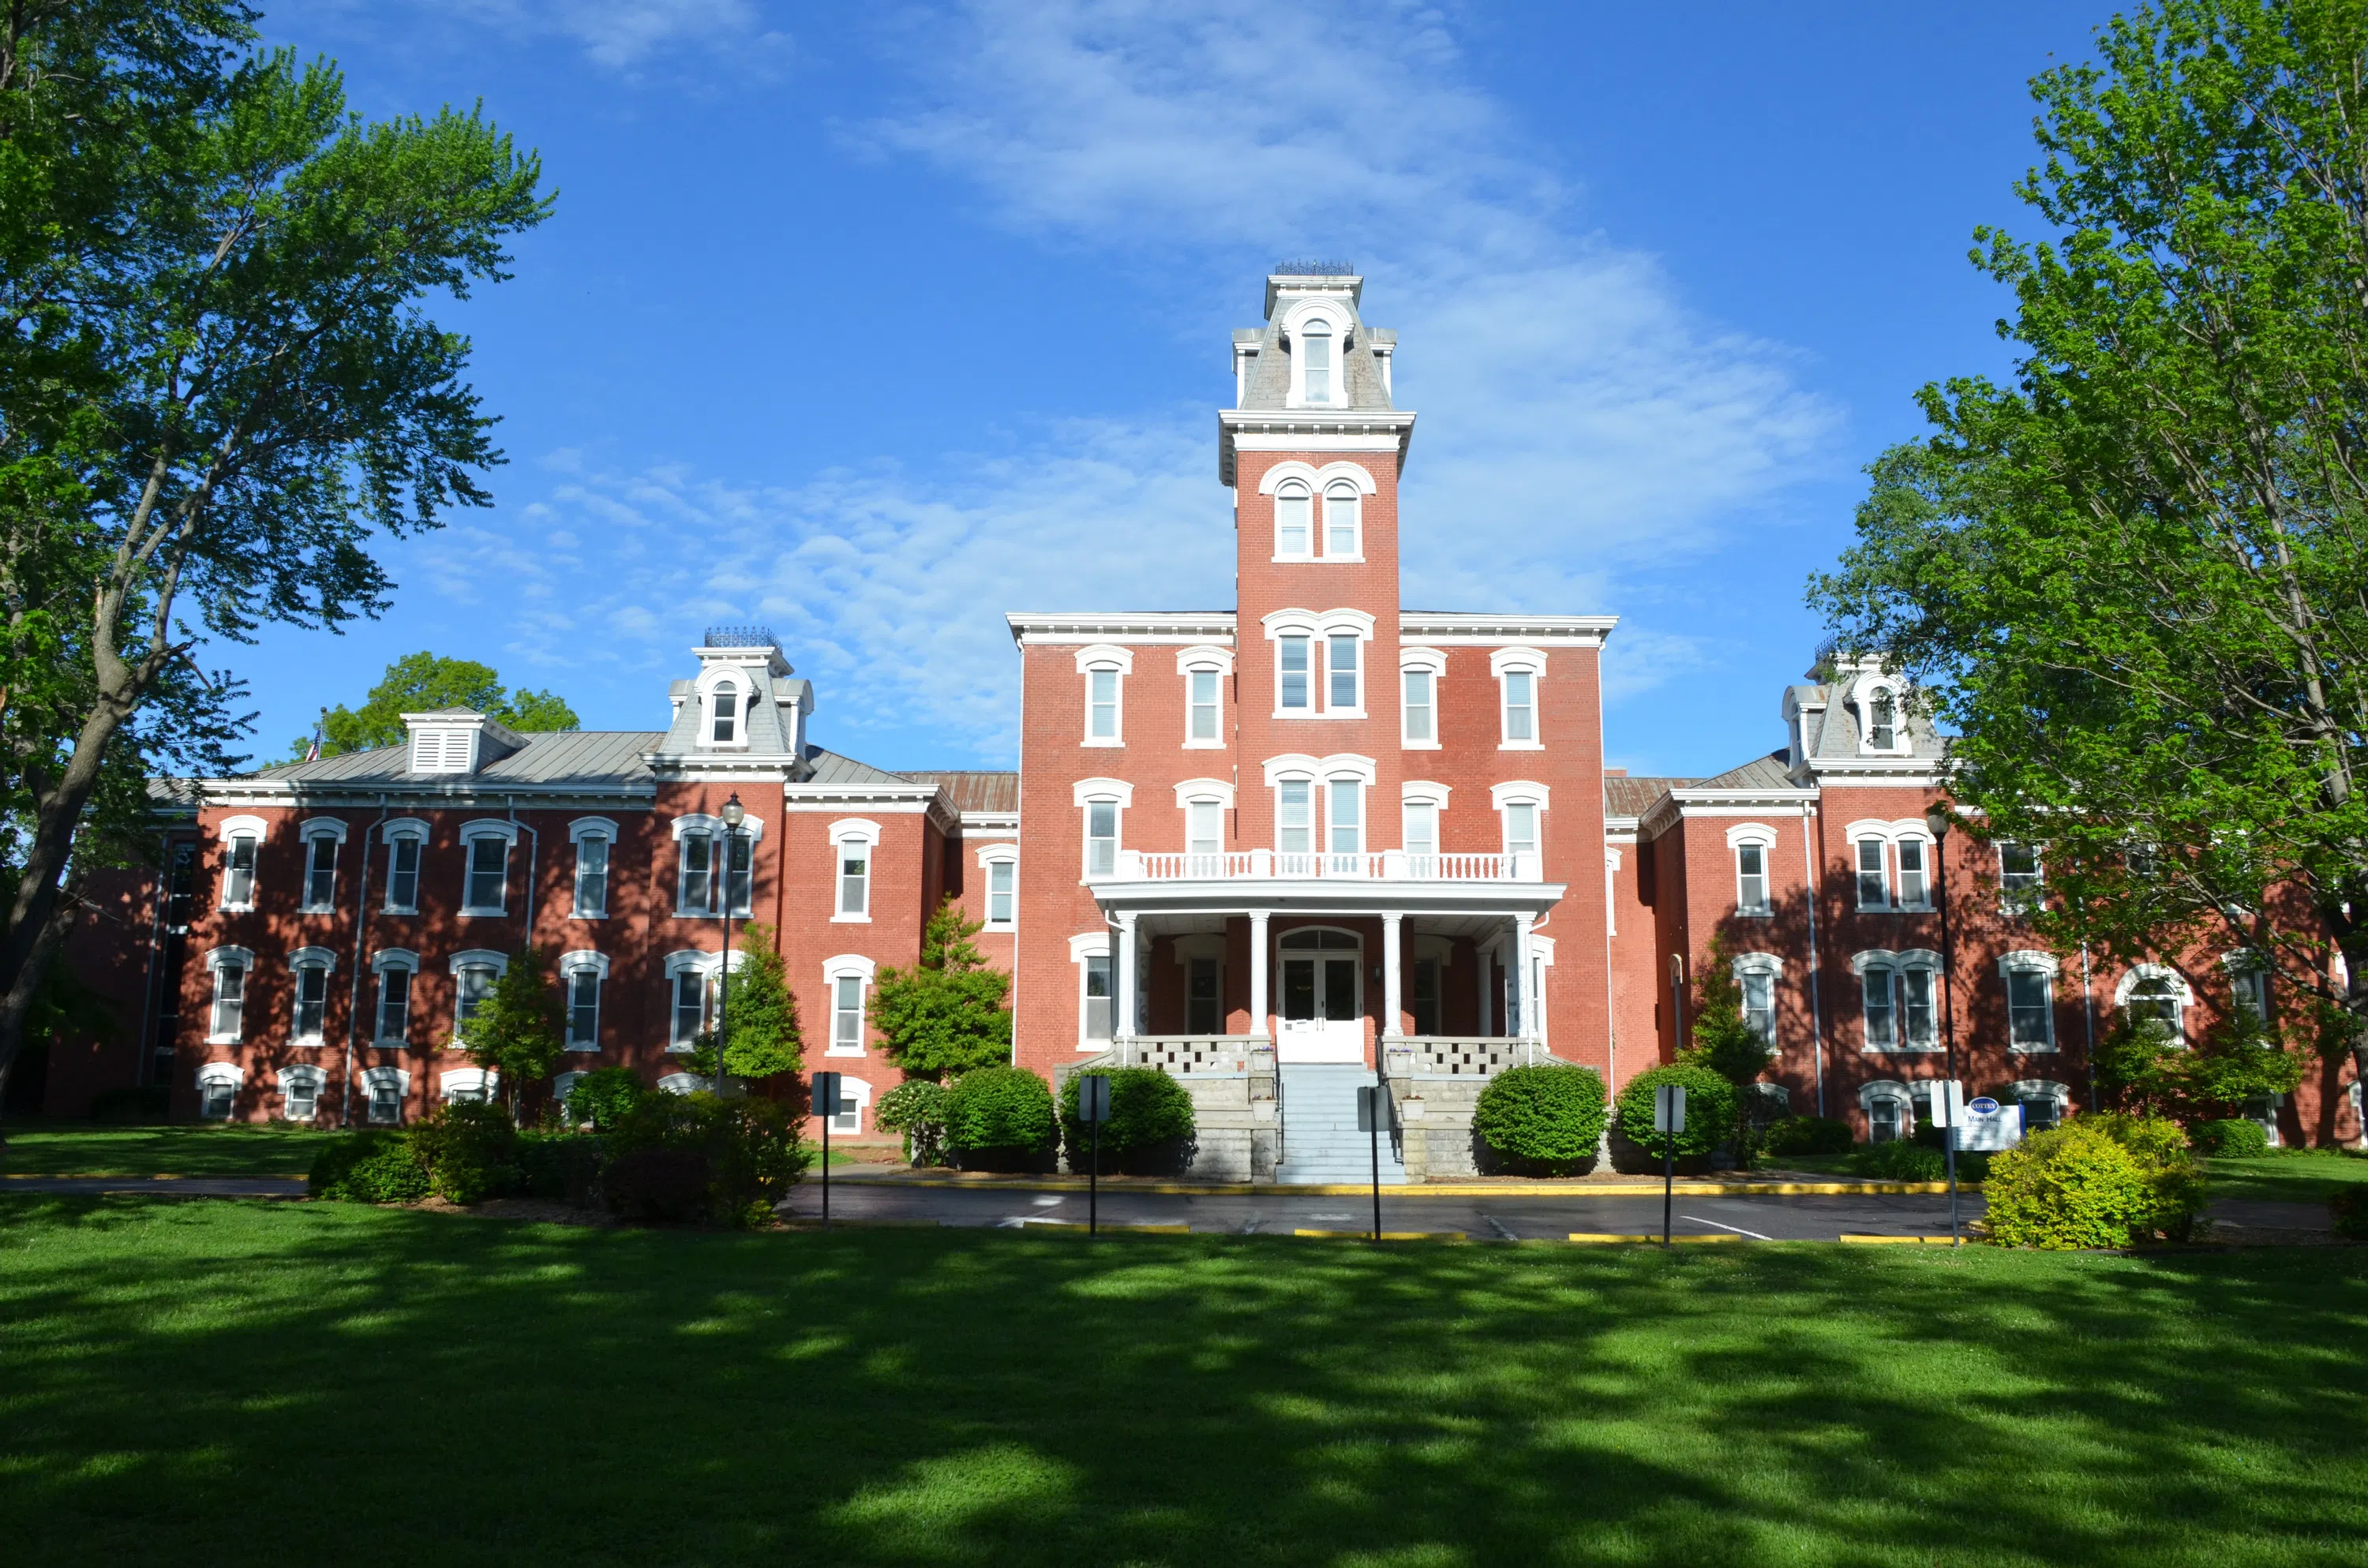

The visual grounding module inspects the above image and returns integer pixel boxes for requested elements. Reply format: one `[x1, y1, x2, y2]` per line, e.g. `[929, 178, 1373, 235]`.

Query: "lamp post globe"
[1924, 805, 1950, 841]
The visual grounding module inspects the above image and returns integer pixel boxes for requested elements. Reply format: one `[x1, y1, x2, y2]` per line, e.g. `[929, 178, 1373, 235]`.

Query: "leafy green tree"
[871, 898, 1014, 1080]
[2093, 1016, 2306, 1126]
[684, 923, 803, 1084]
[1681, 934, 1776, 1088]
[451, 947, 564, 1125]
[1809, 2, 2368, 1096]
[0, 9, 551, 1100]
[303, 650, 577, 758]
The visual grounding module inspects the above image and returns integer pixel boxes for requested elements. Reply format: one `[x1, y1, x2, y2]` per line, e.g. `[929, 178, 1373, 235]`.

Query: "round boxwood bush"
[2192, 1118, 2270, 1158]
[309, 1132, 430, 1203]
[1058, 1067, 1196, 1174]
[1764, 1115, 1853, 1157]
[875, 1080, 951, 1166]
[564, 1066, 648, 1131]
[944, 1066, 1057, 1169]
[1472, 1064, 1608, 1175]
[1614, 1064, 1737, 1161]
[408, 1099, 521, 1205]
[1984, 1113, 2205, 1249]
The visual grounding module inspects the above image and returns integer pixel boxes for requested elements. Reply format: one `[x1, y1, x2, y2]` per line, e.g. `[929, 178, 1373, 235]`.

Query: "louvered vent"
[407, 723, 478, 774]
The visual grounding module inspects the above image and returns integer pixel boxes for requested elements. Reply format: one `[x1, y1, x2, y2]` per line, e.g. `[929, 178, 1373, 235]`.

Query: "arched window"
[1301, 320, 1333, 404]
[710, 680, 740, 746]
[1323, 481, 1360, 557]
[1854, 949, 1942, 1051]
[1275, 482, 1313, 557]
[1867, 688, 1897, 750]
[2119, 966, 2190, 1041]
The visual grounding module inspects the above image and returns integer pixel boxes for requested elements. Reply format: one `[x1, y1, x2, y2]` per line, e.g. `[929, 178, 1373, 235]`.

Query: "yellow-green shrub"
[1984, 1113, 2205, 1249]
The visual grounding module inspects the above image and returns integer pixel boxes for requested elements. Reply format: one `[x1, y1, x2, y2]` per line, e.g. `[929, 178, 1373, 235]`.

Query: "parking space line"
[1681, 1214, 1773, 1241]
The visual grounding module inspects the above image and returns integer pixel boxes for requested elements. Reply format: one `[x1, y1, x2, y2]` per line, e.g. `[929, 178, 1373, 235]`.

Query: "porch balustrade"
[1105, 850, 1542, 883]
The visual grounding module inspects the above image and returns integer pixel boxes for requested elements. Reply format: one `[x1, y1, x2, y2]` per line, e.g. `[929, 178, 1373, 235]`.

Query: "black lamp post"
[715, 792, 746, 1092]
[1924, 804, 1961, 1245]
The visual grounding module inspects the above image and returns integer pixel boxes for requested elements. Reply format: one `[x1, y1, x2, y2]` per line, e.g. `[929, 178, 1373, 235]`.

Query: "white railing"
[1111, 850, 1542, 883]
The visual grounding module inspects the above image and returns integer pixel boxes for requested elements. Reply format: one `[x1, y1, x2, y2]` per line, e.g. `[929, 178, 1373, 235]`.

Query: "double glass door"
[1277, 929, 1362, 1061]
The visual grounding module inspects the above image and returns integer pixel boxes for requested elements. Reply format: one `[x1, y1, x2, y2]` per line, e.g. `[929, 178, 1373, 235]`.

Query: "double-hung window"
[987, 859, 1016, 926]
[201, 1073, 236, 1120]
[1187, 799, 1223, 863]
[1088, 668, 1120, 742]
[1895, 839, 1929, 909]
[837, 841, 871, 915]
[222, 834, 258, 908]
[376, 964, 413, 1045]
[1502, 671, 1535, 743]
[1740, 970, 1775, 1044]
[721, 830, 751, 915]
[1324, 482, 1359, 556]
[1856, 840, 1889, 909]
[1862, 967, 1897, 1049]
[1735, 842, 1770, 915]
[302, 833, 339, 911]
[2232, 964, 2271, 1027]
[1083, 955, 1114, 1041]
[566, 967, 601, 1050]
[1403, 799, 1438, 867]
[1901, 968, 1935, 1046]
[671, 969, 709, 1049]
[1084, 802, 1118, 877]
[1301, 321, 1332, 403]
[1279, 636, 1311, 711]
[368, 1074, 402, 1125]
[1867, 690, 1898, 750]
[283, 1069, 321, 1122]
[574, 833, 609, 918]
[210, 960, 247, 1040]
[710, 684, 739, 745]
[1861, 961, 1938, 1050]
[680, 831, 714, 913]
[1275, 485, 1312, 556]
[2007, 969, 2054, 1050]
[464, 834, 508, 915]
[1999, 842, 2042, 901]
[1504, 802, 1539, 859]
[1327, 634, 1359, 711]
[292, 958, 330, 1042]
[384, 833, 422, 913]
[1278, 780, 1313, 856]
[1188, 668, 1220, 742]
[1327, 780, 1362, 857]
[833, 976, 864, 1053]
[455, 962, 498, 1039]
[1403, 668, 1434, 743]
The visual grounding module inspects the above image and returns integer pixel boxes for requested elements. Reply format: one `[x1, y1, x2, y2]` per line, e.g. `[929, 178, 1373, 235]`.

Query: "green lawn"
[0, 1121, 334, 1178]
[2205, 1148, 2368, 1203]
[2, 1199, 2364, 1566]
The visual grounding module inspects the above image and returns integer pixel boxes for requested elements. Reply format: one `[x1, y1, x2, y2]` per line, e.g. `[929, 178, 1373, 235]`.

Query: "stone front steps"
[1275, 1063, 1408, 1186]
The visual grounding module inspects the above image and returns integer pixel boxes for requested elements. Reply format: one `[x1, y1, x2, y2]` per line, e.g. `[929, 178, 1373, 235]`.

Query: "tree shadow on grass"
[1, 1196, 2365, 1567]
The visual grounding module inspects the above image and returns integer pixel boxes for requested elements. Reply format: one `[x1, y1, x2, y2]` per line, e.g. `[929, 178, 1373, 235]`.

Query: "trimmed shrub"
[1615, 1065, 1737, 1162]
[409, 1099, 521, 1205]
[2330, 1186, 2368, 1241]
[1058, 1068, 1196, 1175]
[1984, 1113, 2205, 1249]
[944, 1067, 1058, 1170]
[309, 1132, 430, 1203]
[515, 1132, 605, 1206]
[2192, 1118, 2271, 1158]
[1764, 1116, 1853, 1157]
[1846, 1141, 1990, 1184]
[601, 1092, 808, 1226]
[563, 1067, 646, 1131]
[1473, 1065, 1608, 1176]
[875, 1080, 951, 1166]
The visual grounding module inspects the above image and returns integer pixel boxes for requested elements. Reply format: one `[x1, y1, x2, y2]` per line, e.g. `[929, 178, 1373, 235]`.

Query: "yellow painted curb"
[835, 1175, 1976, 1199]
[1838, 1233, 1961, 1245]
[1568, 1232, 1744, 1244]
[1292, 1228, 1467, 1241]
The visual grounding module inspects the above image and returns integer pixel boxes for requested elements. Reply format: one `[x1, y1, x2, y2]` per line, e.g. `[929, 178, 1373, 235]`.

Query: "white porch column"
[1117, 911, 1140, 1042]
[1248, 911, 1270, 1040]
[1512, 913, 1535, 1039]
[1476, 936, 1493, 1036]
[1381, 913, 1404, 1040]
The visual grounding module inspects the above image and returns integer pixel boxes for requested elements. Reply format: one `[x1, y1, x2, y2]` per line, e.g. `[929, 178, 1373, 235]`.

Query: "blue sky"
[243, 1, 2108, 776]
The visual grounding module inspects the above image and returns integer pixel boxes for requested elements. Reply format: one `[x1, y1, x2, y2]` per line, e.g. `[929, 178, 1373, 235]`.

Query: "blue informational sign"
[1969, 1096, 2000, 1114]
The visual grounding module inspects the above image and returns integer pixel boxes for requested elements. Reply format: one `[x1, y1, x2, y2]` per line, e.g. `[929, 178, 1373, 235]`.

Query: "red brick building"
[33, 268, 2364, 1165]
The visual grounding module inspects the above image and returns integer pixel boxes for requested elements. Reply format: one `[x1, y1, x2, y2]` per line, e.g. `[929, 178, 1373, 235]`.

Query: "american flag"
[303, 709, 324, 762]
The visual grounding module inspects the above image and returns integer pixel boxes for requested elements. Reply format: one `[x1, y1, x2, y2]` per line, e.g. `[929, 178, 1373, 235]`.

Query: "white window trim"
[1848, 671, 1914, 757]
[2006, 1078, 2072, 1128]
[369, 948, 419, 1047]
[822, 953, 877, 1057]
[1074, 780, 1130, 883]
[673, 811, 764, 919]
[1489, 647, 1547, 750]
[1172, 777, 1237, 812]
[1076, 644, 1134, 749]
[287, 945, 337, 1043]
[1317, 479, 1366, 563]
[370, 947, 420, 973]
[458, 819, 518, 918]
[1860, 1078, 1917, 1139]
[975, 843, 1020, 930]
[361, 1065, 410, 1124]
[1399, 647, 1446, 750]
[1851, 948, 1944, 1053]
[819, 1072, 874, 1136]
[380, 818, 429, 915]
[830, 818, 883, 923]
[656, 1072, 707, 1095]
[696, 666, 752, 751]
[2114, 963, 2193, 1040]
[196, 1060, 242, 1118]
[298, 817, 349, 844]
[566, 816, 619, 919]
[1319, 773, 1371, 857]
[1264, 754, 1377, 858]
[1070, 931, 1114, 1051]
[661, 947, 747, 1054]
[1262, 608, 1376, 718]
[1725, 823, 1778, 917]
[558, 949, 609, 1053]
[450, 949, 510, 978]
[440, 1067, 498, 1103]
[216, 814, 268, 911]
[1843, 820, 1938, 912]
[1277, 298, 1355, 410]
[294, 821, 345, 914]
[1178, 646, 1233, 750]
[204, 945, 253, 1045]
[1999, 950, 2061, 1053]
[277, 1065, 326, 1122]
[1490, 781, 1549, 866]
[1401, 780, 1451, 808]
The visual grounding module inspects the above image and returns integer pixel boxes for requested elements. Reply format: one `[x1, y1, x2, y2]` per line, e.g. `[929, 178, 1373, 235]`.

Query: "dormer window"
[1868, 690, 1897, 750]
[1302, 321, 1332, 404]
[710, 684, 738, 746]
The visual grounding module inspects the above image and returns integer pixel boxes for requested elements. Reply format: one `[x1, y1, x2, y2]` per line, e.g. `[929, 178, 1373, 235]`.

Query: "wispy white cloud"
[324, 0, 789, 78]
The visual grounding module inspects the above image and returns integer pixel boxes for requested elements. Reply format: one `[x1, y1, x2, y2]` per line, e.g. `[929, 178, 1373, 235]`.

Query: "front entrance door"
[1277, 928, 1362, 1062]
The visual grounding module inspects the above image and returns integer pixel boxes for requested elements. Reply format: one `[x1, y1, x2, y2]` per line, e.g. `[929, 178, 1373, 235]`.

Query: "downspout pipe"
[1802, 804, 1827, 1119]
[342, 796, 390, 1127]
[508, 796, 541, 1121]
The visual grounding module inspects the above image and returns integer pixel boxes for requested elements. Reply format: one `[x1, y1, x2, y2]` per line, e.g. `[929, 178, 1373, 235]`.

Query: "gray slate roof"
[247, 730, 668, 788]
[1236, 290, 1395, 412]
[800, 747, 909, 787]
[1690, 750, 1800, 791]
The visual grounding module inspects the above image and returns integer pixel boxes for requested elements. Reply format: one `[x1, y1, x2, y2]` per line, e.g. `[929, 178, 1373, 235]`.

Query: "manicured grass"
[0, 1121, 333, 1178]
[2205, 1148, 2368, 1203]
[2, 1199, 2364, 1566]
